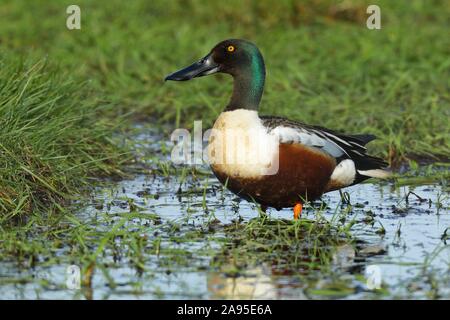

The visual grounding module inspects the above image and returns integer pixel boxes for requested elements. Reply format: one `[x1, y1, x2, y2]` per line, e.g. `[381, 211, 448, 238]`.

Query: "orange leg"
[293, 203, 303, 220]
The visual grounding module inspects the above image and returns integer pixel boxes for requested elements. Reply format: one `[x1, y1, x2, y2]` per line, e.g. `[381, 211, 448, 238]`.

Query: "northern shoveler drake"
[165, 39, 391, 219]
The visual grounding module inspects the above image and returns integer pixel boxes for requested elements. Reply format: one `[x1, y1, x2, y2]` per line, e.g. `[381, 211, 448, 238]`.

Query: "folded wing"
[261, 116, 391, 189]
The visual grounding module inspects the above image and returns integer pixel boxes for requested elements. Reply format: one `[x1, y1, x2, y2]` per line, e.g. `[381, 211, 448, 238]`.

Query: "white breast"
[207, 109, 279, 178]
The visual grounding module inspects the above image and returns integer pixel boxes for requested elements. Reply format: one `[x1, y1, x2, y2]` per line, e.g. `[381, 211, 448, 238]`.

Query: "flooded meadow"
[1, 127, 448, 299]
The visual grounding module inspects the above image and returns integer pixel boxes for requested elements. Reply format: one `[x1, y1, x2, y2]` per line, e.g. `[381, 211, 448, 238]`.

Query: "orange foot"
[293, 203, 303, 220]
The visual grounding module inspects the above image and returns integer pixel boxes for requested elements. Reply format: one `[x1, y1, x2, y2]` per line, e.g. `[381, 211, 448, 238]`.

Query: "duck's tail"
[357, 168, 392, 179]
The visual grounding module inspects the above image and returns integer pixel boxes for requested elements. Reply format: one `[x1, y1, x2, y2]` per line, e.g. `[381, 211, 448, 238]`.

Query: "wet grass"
[1, 125, 448, 299]
[215, 217, 352, 274]
[0, 185, 356, 298]
[2, 178, 447, 298]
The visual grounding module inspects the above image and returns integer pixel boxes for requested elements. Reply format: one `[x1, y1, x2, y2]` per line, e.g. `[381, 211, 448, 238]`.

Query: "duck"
[165, 39, 391, 219]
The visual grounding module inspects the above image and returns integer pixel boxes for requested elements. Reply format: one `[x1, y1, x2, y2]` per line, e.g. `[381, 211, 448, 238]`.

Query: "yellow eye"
[227, 45, 235, 53]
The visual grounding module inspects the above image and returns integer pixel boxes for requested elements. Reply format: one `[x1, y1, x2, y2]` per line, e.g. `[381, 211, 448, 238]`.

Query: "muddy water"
[0, 129, 448, 299]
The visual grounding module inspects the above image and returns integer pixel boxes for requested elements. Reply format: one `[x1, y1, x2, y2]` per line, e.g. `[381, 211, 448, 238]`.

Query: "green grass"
[0, 57, 127, 223]
[1, 0, 448, 164]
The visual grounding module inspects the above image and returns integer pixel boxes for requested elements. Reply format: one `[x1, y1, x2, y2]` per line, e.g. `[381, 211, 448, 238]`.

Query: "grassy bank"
[0, 57, 126, 223]
[1, 0, 449, 165]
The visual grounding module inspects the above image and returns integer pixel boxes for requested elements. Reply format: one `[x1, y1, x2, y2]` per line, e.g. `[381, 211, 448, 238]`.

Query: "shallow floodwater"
[0, 129, 449, 299]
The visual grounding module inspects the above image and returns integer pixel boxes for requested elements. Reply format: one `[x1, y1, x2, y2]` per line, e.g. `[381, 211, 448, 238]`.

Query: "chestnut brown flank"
[212, 143, 336, 209]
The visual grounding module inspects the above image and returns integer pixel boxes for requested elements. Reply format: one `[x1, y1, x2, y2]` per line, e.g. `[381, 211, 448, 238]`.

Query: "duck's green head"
[165, 39, 265, 110]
